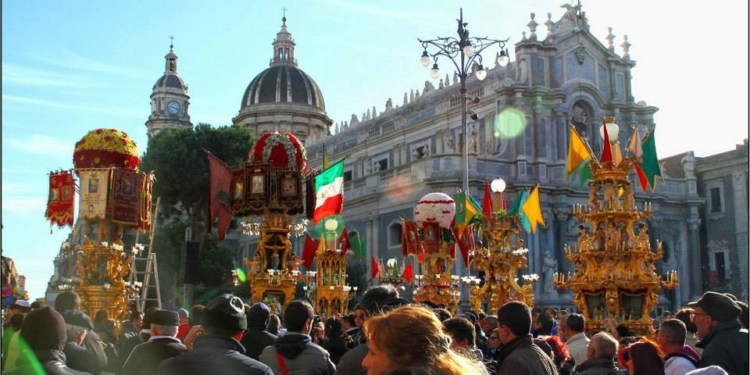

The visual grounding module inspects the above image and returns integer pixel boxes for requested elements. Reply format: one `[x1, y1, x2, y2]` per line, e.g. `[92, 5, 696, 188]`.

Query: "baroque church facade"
[144, 6, 748, 310]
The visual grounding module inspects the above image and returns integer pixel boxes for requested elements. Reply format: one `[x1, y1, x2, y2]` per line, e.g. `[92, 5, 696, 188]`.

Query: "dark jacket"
[574, 357, 621, 375]
[494, 334, 557, 375]
[240, 329, 278, 360]
[159, 333, 272, 375]
[333, 340, 367, 375]
[321, 335, 349, 365]
[63, 341, 97, 374]
[260, 332, 336, 375]
[81, 329, 107, 373]
[696, 320, 749, 375]
[118, 331, 148, 367]
[5, 349, 91, 375]
[120, 336, 186, 375]
[344, 327, 361, 349]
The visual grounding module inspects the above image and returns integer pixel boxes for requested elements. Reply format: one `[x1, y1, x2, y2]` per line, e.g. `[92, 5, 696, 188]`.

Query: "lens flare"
[494, 108, 527, 138]
[235, 268, 247, 283]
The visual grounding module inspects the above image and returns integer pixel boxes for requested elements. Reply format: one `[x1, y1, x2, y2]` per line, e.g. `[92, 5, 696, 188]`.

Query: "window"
[710, 187, 723, 213]
[413, 145, 429, 160]
[389, 223, 403, 247]
[708, 240, 731, 281]
[343, 170, 353, 182]
[375, 159, 388, 171]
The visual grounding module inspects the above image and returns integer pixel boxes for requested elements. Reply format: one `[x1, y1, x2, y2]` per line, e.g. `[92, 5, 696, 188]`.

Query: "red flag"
[46, 171, 75, 228]
[205, 150, 233, 241]
[402, 220, 421, 257]
[302, 232, 318, 269]
[482, 179, 493, 223]
[338, 229, 351, 253]
[600, 119, 613, 168]
[111, 169, 143, 227]
[501, 192, 507, 211]
[632, 161, 649, 193]
[404, 261, 414, 283]
[371, 257, 380, 279]
[454, 226, 474, 267]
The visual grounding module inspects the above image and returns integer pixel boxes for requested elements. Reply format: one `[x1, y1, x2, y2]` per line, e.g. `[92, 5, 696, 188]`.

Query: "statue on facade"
[542, 251, 557, 293]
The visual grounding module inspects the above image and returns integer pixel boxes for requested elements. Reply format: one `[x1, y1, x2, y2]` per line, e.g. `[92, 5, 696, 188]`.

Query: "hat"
[12, 299, 30, 309]
[152, 310, 180, 326]
[688, 291, 741, 322]
[178, 308, 189, 322]
[201, 294, 247, 332]
[20, 306, 67, 350]
[60, 310, 94, 330]
[246, 302, 271, 330]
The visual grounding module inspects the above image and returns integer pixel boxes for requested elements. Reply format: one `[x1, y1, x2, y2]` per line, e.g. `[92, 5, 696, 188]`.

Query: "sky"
[3, 0, 748, 301]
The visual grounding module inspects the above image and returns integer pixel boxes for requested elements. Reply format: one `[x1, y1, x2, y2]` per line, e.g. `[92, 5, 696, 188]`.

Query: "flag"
[576, 162, 593, 187]
[206, 150, 233, 241]
[139, 172, 154, 233]
[508, 189, 529, 216]
[79, 169, 110, 221]
[614, 141, 623, 166]
[566, 126, 593, 179]
[640, 130, 663, 190]
[350, 232, 366, 259]
[599, 120, 613, 167]
[500, 192, 507, 211]
[338, 229, 351, 253]
[302, 232, 318, 269]
[632, 161, 649, 193]
[371, 257, 380, 279]
[482, 179, 493, 222]
[46, 170, 75, 228]
[392, 261, 400, 279]
[454, 226, 475, 267]
[521, 185, 545, 233]
[403, 261, 414, 283]
[111, 169, 143, 227]
[627, 127, 643, 163]
[313, 160, 345, 225]
[454, 192, 481, 239]
[323, 148, 330, 169]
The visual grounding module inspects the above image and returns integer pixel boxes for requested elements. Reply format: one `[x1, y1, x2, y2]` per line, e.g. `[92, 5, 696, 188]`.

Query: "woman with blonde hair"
[361, 305, 486, 375]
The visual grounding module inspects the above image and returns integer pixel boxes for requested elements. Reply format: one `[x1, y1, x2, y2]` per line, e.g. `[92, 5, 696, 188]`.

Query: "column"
[687, 218, 702, 300]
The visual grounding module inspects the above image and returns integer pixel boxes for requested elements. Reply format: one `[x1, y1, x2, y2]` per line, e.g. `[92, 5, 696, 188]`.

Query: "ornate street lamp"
[419, 8, 509, 193]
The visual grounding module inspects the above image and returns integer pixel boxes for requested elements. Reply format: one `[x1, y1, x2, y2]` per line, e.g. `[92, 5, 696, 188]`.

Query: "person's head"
[587, 331, 618, 360]
[353, 305, 366, 328]
[30, 299, 48, 311]
[625, 339, 665, 375]
[189, 304, 205, 327]
[342, 313, 356, 330]
[565, 313, 585, 335]
[432, 308, 452, 322]
[736, 300, 749, 329]
[54, 291, 80, 312]
[9, 313, 25, 331]
[267, 314, 282, 335]
[359, 285, 400, 319]
[534, 312, 554, 336]
[546, 307, 558, 319]
[21, 306, 67, 351]
[200, 294, 247, 338]
[151, 310, 180, 337]
[487, 328, 502, 349]
[142, 307, 160, 332]
[559, 309, 568, 320]
[325, 317, 343, 338]
[688, 291, 742, 339]
[656, 319, 686, 352]
[127, 310, 144, 330]
[544, 335, 570, 369]
[178, 308, 189, 325]
[4, 299, 30, 322]
[496, 301, 531, 344]
[480, 315, 498, 334]
[246, 302, 272, 331]
[662, 310, 673, 319]
[362, 305, 483, 375]
[442, 317, 476, 350]
[284, 300, 314, 333]
[615, 324, 633, 339]
[674, 308, 698, 335]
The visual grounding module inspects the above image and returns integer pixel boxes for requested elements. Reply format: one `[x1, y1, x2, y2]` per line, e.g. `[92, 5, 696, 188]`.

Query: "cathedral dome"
[240, 65, 325, 110]
[153, 73, 187, 91]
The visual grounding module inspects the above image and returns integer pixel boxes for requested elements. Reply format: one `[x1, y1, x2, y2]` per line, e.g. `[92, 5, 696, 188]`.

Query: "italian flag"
[313, 160, 344, 225]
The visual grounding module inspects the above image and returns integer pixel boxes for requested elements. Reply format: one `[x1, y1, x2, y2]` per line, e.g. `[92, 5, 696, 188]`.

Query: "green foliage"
[199, 236, 234, 287]
[346, 261, 368, 307]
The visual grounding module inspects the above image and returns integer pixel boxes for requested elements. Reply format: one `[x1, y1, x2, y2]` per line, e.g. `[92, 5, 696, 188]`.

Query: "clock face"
[167, 101, 180, 114]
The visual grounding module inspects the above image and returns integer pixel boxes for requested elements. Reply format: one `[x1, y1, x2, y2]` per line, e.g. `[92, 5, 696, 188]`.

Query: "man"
[574, 331, 620, 375]
[688, 291, 749, 375]
[480, 315, 499, 358]
[564, 312, 590, 366]
[334, 285, 400, 375]
[545, 308, 560, 336]
[61, 309, 97, 374]
[341, 313, 360, 348]
[657, 319, 701, 375]
[121, 309, 186, 375]
[1, 299, 29, 370]
[260, 300, 336, 374]
[176, 308, 190, 341]
[118, 310, 143, 352]
[443, 317, 489, 374]
[534, 312, 554, 337]
[484, 328, 503, 365]
[493, 301, 557, 374]
[159, 294, 272, 375]
[55, 291, 108, 373]
[5, 306, 89, 374]
[240, 302, 277, 360]
[120, 306, 159, 364]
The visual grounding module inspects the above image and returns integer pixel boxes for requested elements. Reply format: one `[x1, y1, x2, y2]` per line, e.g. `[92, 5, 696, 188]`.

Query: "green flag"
[508, 189, 529, 216]
[350, 232, 366, 259]
[640, 130, 662, 190]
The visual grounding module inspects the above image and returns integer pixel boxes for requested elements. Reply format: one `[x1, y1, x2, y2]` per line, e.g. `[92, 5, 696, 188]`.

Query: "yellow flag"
[323, 148, 330, 169]
[521, 185, 545, 233]
[566, 127, 593, 179]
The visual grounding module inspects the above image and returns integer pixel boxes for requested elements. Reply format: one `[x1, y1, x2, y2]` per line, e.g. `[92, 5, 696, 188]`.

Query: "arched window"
[389, 222, 403, 247]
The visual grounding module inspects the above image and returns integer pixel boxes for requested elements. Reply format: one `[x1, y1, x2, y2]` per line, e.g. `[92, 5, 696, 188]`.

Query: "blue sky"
[3, 0, 748, 300]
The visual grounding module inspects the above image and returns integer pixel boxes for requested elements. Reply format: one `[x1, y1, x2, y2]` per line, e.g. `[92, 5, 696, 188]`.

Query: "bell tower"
[145, 38, 192, 139]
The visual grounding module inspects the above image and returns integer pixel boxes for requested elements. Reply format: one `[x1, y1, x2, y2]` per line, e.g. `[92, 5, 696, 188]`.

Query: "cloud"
[2, 197, 47, 216]
[9, 134, 74, 157]
[2, 63, 89, 88]
[2, 94, 144, 118]
[36, 48, 143, 78]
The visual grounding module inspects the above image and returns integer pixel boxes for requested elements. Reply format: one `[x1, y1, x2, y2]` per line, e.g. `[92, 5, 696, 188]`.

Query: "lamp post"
[419, 8, 509, 193]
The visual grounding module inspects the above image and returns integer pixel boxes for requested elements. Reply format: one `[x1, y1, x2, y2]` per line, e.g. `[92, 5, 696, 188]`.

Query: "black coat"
[120, 336, 186, 375]
[63, 341, 97, 374]
[159, 333, 273, 375]
[240, 329, 277, 360]
[4, 349, 91, 375]
[697, 320, 749, 375]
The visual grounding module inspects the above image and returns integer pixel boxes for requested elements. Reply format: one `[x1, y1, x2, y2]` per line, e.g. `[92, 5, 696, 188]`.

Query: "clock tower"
[145, 40, 192, 139]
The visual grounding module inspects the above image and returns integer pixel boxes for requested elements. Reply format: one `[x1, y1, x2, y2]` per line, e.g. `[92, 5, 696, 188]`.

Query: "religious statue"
[287, 253, 300, 272]
[588, 182, 600, 211]
[271, 250, 280, 270]
[542, 251, 557, 293]
[602, 179, 620, 210]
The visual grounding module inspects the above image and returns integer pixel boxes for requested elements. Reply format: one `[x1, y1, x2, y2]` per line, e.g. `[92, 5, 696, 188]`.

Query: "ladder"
[131, 252, 161, 312]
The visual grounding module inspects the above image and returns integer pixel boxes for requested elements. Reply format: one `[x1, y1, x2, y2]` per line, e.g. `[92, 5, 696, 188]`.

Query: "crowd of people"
[0, 288, 747, 375]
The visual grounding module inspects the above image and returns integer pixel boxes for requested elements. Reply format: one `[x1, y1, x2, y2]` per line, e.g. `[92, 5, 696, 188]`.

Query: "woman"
[322, 317, 349, 365]
[543, 335, 575, 375]
[625, 339, 665, 375]
[361, 305, 485, 375]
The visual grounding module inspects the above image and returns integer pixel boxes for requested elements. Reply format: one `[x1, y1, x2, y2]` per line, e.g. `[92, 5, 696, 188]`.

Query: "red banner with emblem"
[45, 170, 75, 228]
[139, 172, 154, 233]
[111, 169, 143, 227]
